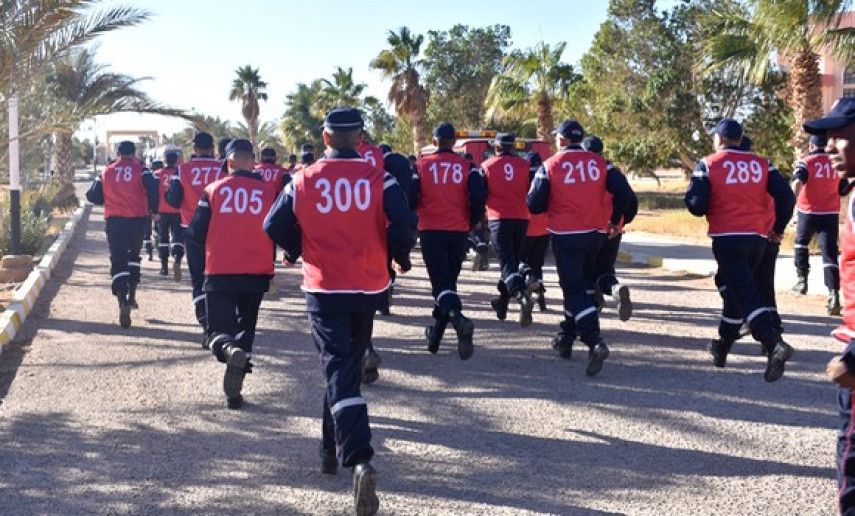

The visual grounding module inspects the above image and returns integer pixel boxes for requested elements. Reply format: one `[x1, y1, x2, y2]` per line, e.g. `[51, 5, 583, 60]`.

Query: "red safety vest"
[254, 162, 289, 191]
[416, 151, 471, 231]
[203, 174, 275, 276]
[177, 157, 226, 226]
[482, 154, 531, 221]
[704, 149, 771, 237]
[834, 194, 855, 342]
[102, 158, 148, 218]
[543, 149, 608, 234]
[293, 159, 390, 294]
[797, 153, 840, 215]
[155, 167, 179, 215]
[357, 142, 384, 169]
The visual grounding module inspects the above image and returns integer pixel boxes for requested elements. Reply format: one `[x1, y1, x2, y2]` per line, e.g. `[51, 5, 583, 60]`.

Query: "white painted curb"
[0, 204, 90, 354]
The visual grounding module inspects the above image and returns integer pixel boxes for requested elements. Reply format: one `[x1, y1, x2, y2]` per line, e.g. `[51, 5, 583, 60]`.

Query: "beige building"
[819, 11, 855, 112]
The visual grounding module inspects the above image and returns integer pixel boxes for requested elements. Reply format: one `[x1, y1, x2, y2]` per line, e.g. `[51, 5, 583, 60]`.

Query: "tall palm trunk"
[789, 49, 822, 157]
[410, 110, 427, 155]
[51, 131, 78, 208]
[536, 95, 554, 145]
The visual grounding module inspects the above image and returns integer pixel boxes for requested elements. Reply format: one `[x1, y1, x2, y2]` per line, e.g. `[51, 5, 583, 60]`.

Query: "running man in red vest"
[812, 98, 855, 514]
[791, 133, 842, 315]
[519, 152, 550, 312]
[154, 150, 185, 278]
[254, 147, 291, 192]
[264, 108, 415, 516]
[414, 123, 486, 360]
[685, 118, 795, 381]
[583, 135, 638, 321]
[528, 120, 632, 376]
[187, 139, 276, 409]
[166, 132, 226, 348]
[85, 141, 159, 328]
[482, 133, 535, 326]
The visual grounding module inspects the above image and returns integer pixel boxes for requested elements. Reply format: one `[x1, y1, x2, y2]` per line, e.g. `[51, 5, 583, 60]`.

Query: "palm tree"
[319, 67, 368, 109]
[370, 26, 429, 154]
[701, 0, 855, 153]
[47, 47, 184, 206]
[280, 80, 324, 152]
[484, 41, 579, 143]
[229, 65, 268, 151]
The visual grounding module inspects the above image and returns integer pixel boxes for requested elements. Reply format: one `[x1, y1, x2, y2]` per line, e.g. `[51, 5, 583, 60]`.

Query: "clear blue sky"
[84, 0, 679, 141]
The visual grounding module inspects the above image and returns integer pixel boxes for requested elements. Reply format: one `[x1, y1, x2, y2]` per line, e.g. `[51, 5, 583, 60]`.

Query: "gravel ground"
[0, 206, 841, 515]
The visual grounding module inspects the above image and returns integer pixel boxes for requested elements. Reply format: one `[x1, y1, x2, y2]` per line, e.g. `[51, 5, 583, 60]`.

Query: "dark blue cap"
[582, 135, 604, 154]
[738, 135, 753, 152]
[433, 122, 456, 139]
[323, 107, 364, 131]
[524, 151, 542, 168]
[300, 143, 315, 152]
[225, 139, 253, 157]
[117, 141, 136, 155]
[151, 160, 164, 169]
[379, 143, 392, 155]
[260, 147, 276, 158]
[192, 132, 214, 149]
[715, 118, 743, 140]
[805, 98, 855, 134]
[218, 137, 233, 154]
[383, 152, 411, 175]
[494, 132, 515, 146]
[809, 133, 828, 147]
[553, 120, 584, 141]
[288, 154, 297, 161]
[164, 150, 180, 164]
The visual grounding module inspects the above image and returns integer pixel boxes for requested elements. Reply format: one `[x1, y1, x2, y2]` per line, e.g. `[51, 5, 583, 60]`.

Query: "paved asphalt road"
[0, 204, 842, 515]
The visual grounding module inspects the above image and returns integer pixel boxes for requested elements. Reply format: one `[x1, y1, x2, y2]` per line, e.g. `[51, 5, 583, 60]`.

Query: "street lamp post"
[8, 94, 21, 255]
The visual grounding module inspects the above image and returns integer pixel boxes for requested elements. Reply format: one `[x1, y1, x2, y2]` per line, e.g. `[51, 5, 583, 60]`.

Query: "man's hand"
[828, 357, 855, 388]
[768, 231, 783, 243]
[282, 259, 297, 267]
[472, 222, 483, 231]
[606, 223, 621, 239]
[150, 213, 160, 223]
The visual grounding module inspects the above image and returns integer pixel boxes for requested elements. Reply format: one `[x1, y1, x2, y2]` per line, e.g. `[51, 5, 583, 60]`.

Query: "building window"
[844, 88, 855, 98]
[845, 64, 855, 85]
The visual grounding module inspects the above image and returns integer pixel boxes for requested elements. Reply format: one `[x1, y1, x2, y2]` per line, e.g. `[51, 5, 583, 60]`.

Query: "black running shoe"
[616, 285, 632, 322]
[173, 256, 182, 283]
[321, 444, 338, 475]
[425, 322, 445, 354]
[362, 348, 381, 385]
[708, 339, 732, 368]
[352, 462, 379, 516]
[491, 297, 508, 321]
[451, 313, 474, 360]
[764, 341, 793, 383]
[552, 335, 573, 359]
[518, 293, 533, 327]
[223, 345, 247, 405]
[118, 301, 131, 328]
[585, 339, 610, 377]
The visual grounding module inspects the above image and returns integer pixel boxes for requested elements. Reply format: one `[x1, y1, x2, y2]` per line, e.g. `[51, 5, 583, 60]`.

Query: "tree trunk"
[51, 131, 78, 208]
[536, 95, 554, 145]
[788, 49, 822, 158]
[410, 109, 427, 156]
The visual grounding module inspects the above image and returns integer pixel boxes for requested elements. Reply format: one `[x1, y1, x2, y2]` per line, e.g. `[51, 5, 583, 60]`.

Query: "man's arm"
[605, 163, 632, 225]
[263, 181, 302, 263]
[142, 169, 159, 214]
[526, 165, 549, 214]
[792, 160, 808, 199]
[684, 160, 710, 217]
[85, 175, 104, 205]
[409, 167, 421, 209]
[467, 167, 486, 226]
[768, 163, 796, 235]
[383, 173, 417, 271]
[186, 192, 211, 246]
[165, 174, 184, 209]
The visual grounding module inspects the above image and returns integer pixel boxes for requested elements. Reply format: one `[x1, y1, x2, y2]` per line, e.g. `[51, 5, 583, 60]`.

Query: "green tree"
[485, 41, 580, 143]
[370, 26, 429, 154]
[229, 65, 268, 151]
[424, 24, 511, 129]
[318, 67, 368, 109]
[47, 47, 183, 206]
[280, 80, 325, 152]
[701, 0, 855, 153]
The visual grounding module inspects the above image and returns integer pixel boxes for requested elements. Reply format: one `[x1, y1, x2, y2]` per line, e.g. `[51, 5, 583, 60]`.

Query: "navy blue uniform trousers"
[156, 213, 185, 262]
[712, 235, 778, 352]
[595, 233, 622, 295]
[553, 232, 602, 346]
[839, 385, 855, 514]
[105, 217, 147, 299]
[206, 291, 264, 353]
[312, 311, 374, 468]
[420, 230, 469, 321]
[794, 212, 840, 290]
[489, 219, 528, 301]
[184, 233, 207, 328]
[520, 234, 550, 281]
